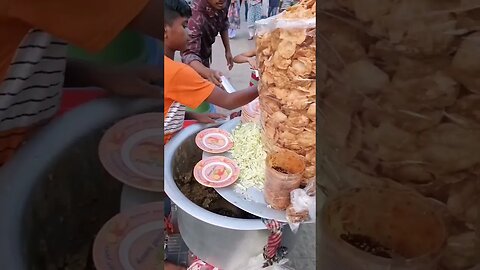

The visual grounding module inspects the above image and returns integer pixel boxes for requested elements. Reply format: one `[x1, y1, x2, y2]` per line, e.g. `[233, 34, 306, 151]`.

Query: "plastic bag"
[286, 188, 315, 233]
[243, 254, 295, 270]
[318, 1, 480, 269]
[256, 0, 316, 186]
[264, 150, 305, 210]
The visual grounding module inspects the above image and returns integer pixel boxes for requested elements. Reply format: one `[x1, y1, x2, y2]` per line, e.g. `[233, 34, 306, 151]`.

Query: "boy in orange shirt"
[164, 0, 258, 144]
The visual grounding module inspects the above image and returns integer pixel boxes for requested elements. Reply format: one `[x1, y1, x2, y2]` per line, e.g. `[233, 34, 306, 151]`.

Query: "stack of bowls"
[241, 98, 260, 124]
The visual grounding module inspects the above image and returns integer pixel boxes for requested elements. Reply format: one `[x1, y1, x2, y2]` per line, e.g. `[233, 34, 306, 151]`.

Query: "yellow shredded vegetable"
[230, 123, 267, 190]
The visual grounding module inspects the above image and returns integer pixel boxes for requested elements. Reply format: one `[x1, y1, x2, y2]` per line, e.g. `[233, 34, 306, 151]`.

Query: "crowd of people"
[226, 0, 298, 39]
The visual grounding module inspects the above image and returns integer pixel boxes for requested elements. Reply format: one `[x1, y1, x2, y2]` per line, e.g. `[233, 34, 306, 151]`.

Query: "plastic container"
[319, 187, 447, 270]
[264, 150, 305, 210]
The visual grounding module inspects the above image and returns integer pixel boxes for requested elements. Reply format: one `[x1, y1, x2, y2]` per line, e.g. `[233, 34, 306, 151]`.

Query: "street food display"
[318, 1, 480, 269]
[256, 0, 317, 186]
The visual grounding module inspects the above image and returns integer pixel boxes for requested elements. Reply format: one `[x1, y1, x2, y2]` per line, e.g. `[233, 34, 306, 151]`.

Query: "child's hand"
[203, 69, 223, 86]
[191, 113, 227, 123]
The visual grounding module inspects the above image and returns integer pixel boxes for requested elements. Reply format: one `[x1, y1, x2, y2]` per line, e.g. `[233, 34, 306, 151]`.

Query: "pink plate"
[93, 202, 162, 270]
[98, 113, 162, 192]
[195, 128, 233, 154]
[193, 156, 240, 188]
[244, 98, 260, 117]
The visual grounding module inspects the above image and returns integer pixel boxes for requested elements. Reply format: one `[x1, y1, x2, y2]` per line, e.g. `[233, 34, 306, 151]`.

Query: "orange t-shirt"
[164, 56, 215, 144]
[0, 0, 149, 165]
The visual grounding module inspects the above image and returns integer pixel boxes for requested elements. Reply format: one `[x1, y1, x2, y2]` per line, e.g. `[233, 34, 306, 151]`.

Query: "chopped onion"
[230, 123, 267, 190]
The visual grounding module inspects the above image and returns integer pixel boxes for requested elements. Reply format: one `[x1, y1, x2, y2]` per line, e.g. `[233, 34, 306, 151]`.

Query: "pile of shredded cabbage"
[230, 123, 267, 190]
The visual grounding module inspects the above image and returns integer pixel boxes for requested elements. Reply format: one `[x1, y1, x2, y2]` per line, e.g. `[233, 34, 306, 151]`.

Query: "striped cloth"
[0, 30, 67, 165]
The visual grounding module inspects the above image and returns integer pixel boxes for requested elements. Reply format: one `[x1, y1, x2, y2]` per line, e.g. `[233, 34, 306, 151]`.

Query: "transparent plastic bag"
[244, 254, 294, 270]
[318, 1, 480, 269]
[255, 0, 316, 186]
[286, 187, 315, 233]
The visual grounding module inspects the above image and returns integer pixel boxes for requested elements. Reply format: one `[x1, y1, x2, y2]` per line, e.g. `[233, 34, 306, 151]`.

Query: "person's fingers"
[210, 76, 222, 86]
[208, 113, 227, 119]
[215, 70, 223, 77]
[204, 118, 216, 123]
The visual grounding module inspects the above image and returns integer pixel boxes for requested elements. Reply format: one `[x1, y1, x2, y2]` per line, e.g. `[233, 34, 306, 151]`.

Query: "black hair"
[165, 0, 192, 26]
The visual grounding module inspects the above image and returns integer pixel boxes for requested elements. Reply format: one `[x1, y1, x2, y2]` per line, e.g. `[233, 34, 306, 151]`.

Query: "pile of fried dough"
[256, 0, 316, 186]
[318, 1, 480, 269]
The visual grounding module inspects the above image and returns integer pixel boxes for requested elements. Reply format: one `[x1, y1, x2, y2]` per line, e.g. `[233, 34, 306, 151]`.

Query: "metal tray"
[202, 118, 289, 221]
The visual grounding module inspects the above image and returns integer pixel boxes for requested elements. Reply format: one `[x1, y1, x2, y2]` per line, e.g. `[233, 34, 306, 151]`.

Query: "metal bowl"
[0, 98, 159, 269]
[165, 123, 296, 270]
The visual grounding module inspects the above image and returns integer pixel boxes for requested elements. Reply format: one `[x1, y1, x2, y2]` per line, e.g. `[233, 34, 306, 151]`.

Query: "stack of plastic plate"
[241, 98, 260, 124]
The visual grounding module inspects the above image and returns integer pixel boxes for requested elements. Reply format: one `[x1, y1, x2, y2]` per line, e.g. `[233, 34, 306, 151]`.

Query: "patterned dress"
[247, 0, 263, 38]
[228, 0, 241, 38]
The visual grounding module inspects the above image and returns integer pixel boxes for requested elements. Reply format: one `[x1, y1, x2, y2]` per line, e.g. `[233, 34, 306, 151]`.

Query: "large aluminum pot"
[0, 97, 159, 269]
[165, 123, 296, 270]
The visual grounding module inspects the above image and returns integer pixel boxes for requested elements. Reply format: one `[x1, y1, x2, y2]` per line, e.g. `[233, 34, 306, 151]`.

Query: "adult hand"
[225, 51, 234, 70]
[191, 112, 227, 123]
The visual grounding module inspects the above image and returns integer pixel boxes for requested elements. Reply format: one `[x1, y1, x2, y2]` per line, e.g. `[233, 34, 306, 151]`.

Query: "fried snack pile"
[318, 1, 480, 269]
[256, 0, 316, 186]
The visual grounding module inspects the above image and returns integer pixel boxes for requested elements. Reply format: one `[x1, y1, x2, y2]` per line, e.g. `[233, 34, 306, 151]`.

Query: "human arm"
[185, 111, 226, 123]
[167, 64, 257, 112]
[181, 16, 223, 86]
[233, 49, 257, 69]
[206, 86, 258, 110]
[189, 61, 223, 86]
[220, 30, 233, 70]
[64, 59, 162, 99]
